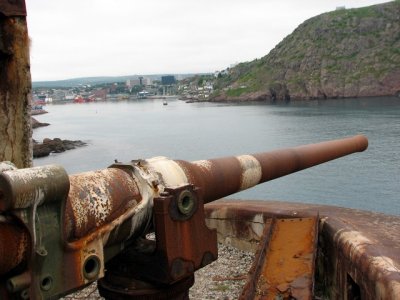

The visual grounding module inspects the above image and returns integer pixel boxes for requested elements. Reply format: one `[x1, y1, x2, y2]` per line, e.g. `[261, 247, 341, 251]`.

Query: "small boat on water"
[31, 104, 47, 115]
[163, 100, 168, 105]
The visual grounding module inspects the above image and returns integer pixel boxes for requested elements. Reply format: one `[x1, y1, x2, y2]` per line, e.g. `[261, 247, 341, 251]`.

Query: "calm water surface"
[33, 97, 400, 216]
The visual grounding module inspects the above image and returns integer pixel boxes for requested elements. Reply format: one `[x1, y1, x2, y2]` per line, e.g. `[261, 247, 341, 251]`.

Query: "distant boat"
[72, 96, 94, 103]
[163, 100, 168, 106]
[73, 96, 85, 103]
[138, 91, 149, 99]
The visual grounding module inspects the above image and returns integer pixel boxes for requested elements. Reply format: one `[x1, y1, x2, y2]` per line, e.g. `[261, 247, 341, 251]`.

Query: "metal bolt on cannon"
[0, 135, 368, 299]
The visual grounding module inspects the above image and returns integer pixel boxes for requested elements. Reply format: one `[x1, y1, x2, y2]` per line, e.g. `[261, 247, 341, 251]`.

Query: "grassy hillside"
[212, 1, 400, 101]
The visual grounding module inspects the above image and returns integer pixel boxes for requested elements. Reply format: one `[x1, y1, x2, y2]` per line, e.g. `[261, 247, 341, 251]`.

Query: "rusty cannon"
[0, 135, 368, 299]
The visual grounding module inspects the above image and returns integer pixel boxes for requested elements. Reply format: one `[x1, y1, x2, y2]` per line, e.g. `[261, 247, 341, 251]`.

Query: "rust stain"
[176, 158, 243, 203]
[252, 135, 367, 183]
[332, 228, 400, 299]
[256, 218, 317, 299]
[0, 219, 30, 275]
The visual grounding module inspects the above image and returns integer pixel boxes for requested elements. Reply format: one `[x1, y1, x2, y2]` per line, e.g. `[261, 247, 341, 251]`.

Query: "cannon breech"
[0, 135, 368, 299]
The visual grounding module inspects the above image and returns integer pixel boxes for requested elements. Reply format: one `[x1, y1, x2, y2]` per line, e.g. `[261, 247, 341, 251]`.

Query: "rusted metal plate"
[0, 0, 26, 16]
[240, 217, 318, 299]
[240, 218, 273, 299]
[263, 218, 317, 299]
[205, 199, 400, 300]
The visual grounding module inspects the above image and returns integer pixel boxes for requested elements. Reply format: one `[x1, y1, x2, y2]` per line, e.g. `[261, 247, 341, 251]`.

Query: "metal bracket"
[98, 185, 218, 298]
[151, 185, 218, 283]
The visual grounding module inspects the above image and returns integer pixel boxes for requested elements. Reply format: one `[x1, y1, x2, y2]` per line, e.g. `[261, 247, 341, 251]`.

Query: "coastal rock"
[33, 138, 87, 158]
[211, 1, 400, 101]
[31, 117, 50, 129]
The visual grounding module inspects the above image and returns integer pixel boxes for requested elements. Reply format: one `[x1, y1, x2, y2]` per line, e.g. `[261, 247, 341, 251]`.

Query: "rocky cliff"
[212, 1, 400, 101]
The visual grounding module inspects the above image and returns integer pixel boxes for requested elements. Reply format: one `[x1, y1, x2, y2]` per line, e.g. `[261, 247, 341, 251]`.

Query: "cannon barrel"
[62, 135, 367, 244]
[148, 134, 368, 203]
[0, 135, 368, 298]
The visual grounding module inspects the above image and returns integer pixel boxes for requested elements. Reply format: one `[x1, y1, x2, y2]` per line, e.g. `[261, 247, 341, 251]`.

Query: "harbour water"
[33, 97, 400, 216]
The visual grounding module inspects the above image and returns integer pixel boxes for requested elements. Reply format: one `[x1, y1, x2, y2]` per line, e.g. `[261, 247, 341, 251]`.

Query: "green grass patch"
[391, 47, 400, 55]
[226, 86, 253, 97]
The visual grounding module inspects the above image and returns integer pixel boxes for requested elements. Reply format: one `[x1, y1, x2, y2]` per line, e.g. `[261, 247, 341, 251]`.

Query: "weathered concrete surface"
[0, 13, 32, 168]
[205, 199, 400, 299]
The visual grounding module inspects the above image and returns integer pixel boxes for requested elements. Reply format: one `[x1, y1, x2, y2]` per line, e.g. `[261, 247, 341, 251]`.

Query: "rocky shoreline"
[32, 110, 86, 158]
[33, 138, 87, 158]
[210, 92, 400, 103]
[184, 93, 400, 104]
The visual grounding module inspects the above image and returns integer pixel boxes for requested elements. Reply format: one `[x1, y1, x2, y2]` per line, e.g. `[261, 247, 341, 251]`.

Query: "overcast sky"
[26, 0, 390, 81]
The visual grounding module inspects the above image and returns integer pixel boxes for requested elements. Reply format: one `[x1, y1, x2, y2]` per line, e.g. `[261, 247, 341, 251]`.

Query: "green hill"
[212, 1, 400, 101]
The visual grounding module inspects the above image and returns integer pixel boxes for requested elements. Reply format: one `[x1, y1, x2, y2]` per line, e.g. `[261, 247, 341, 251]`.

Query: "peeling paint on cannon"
[236, 155, 262, 190]
[64, 168, 141, 240]
[0, 165, 69, 211]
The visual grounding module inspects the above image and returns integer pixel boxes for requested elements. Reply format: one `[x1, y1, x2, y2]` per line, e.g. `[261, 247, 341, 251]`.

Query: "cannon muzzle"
[0, 135, 368, 299]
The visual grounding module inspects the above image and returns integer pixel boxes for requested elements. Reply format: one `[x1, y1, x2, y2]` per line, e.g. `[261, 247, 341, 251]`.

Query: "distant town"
[32, 71, 228, 107]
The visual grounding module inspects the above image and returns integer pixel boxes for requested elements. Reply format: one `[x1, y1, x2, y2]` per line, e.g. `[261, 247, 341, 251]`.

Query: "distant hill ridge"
[212, 1, 400, 101]
[33, 76, 135, 88]
[32, 74, 204, 88]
